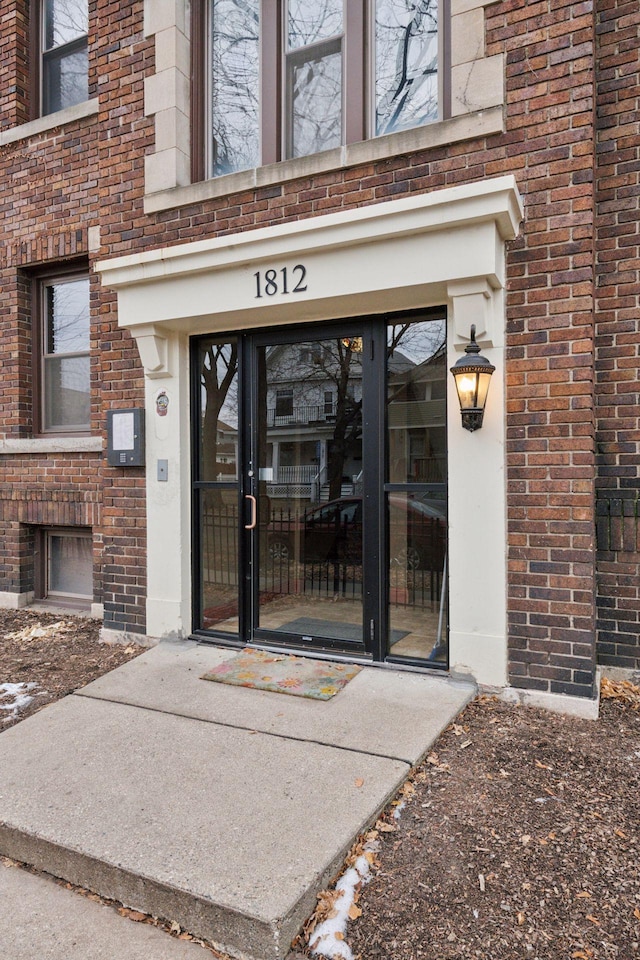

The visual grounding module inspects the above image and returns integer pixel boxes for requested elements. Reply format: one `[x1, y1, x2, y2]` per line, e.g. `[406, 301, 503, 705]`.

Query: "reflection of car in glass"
[267, 496, 445, 570]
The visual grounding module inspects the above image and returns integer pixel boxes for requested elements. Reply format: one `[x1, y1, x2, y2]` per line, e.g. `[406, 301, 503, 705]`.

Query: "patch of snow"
[393, 801, 406, 820]
[0, 682, 39, 723]
[310, 841, 379, 960]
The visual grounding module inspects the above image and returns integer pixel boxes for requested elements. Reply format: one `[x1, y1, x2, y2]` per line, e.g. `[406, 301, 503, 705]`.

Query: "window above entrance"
[142, 0, 505, 211]
[202, 0, 440, 178]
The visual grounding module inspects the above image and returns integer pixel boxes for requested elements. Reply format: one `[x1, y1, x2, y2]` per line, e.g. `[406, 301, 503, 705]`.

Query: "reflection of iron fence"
[201, 502, 238, 587]
[201, 504, 445, 608]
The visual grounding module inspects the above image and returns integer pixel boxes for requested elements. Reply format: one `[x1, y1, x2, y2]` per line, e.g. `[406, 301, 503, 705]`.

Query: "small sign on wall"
[106, 409, 145, 467]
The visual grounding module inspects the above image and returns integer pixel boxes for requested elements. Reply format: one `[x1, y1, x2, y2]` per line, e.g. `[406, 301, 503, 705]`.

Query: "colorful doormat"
[201, 648, 362, 701]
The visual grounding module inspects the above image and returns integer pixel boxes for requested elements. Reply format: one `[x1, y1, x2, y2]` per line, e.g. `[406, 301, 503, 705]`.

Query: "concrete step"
[0, 642, 475, 960]
[0, 859, 208, 960]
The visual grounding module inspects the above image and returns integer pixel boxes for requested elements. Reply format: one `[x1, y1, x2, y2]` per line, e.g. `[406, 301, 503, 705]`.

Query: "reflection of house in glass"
[262, 342, 364, 501]
[387, 345, 446, 485]
[261, 339, 447, 500]
[215, 420, 238, 478]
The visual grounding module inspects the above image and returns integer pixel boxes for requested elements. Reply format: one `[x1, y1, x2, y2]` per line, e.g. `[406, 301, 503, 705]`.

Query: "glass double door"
[193, 313, 448, 665]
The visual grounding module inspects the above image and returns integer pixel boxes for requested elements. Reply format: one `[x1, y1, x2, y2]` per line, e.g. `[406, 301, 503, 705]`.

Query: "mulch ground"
[1, 609, 639, 959]
[344, 689, 640, 960]
[0, 608, 142, 731]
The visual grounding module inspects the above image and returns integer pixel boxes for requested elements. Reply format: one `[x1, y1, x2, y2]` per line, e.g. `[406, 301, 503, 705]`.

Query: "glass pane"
[287, 0, 343, 49]
[210, 0, 260, 176]
[257, 337, 364, 646]
[45, 0, 88, 49]
[388, 492, 447, 661]
[199, 489, 239, 632]
[387, 316, 447, 663]
[45, 277, 89, 354]
[197, 339, 239, 482]
[44, 355, 90, 429]
[289, 48, 342, 158]
[375, 0, 439, 136]
[387, 317, 446, 484]
[43, 43, 88, 114]
[48, 534, 92, 598]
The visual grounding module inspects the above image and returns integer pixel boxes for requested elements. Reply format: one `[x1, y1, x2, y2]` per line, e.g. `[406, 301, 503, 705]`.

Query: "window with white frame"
[40, 0, 89, 116]
[205, 0, 440, 178]
[35, 270, 91, 434]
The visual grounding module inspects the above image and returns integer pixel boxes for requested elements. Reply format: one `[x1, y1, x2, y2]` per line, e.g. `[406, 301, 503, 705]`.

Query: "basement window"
[44, 528, 93, 603]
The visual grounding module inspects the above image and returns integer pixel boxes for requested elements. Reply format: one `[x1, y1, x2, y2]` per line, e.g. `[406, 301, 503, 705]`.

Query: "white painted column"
[132, 326, 193, 640]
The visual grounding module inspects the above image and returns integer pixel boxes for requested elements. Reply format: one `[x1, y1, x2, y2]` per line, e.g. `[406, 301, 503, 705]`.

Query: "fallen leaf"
[348, 904, 362, 920]
[426, 752, 439, 765]
[118, 908, 147, 922]
[614, 829, 627, 839]
[576, 891, 592, 899]
[517, 912, 525, 926]
[335, 931, 344, 941]
[354, 778, 364, 788]
[586, 915, 600, 926]
[634, 907, 640, 921]
[376, 821, 397, 833]
[535, 760, 552, 770]
[520, 835, 531, 845]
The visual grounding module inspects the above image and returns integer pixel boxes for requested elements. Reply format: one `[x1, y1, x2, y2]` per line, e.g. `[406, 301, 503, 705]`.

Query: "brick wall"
[595, 0, 640, 670]
[2, 0, 634, 687]
[0, 1, 148, 633]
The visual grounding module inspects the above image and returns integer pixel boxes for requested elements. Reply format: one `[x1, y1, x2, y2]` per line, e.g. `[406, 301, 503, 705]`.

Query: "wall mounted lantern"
[450, 325, 495, 432]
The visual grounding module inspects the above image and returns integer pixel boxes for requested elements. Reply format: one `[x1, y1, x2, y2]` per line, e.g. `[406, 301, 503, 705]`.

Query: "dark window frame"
[34, 525, 93, 604]
[31, 0, 89, 119]
[191, 0, 449, 183]
[31, 263, 92, 437]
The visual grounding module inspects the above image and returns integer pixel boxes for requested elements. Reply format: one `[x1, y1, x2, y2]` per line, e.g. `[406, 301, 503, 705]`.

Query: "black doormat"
[277, 617, 408, 645]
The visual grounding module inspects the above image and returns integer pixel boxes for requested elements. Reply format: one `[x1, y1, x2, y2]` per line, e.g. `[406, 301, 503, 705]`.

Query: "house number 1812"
[254, 264, 308, 298]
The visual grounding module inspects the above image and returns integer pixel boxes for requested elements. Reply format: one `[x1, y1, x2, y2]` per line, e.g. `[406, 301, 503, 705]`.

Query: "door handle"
[244, 494, 257, 530]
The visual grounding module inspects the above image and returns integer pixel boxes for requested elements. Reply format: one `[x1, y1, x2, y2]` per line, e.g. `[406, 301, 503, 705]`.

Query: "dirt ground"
[1, 610, 639, 960]
[0, 608, 142, 731]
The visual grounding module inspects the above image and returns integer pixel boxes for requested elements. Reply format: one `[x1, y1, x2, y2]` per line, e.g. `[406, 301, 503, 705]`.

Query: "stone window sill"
[144, 106, 504, 215]
[0, 438, 103, 455]
[0, 99, 99, 147]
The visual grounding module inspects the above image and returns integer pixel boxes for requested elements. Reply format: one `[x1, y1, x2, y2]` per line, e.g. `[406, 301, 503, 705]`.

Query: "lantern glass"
[449, 325, 495, 431]
[455, 372, 478, 410]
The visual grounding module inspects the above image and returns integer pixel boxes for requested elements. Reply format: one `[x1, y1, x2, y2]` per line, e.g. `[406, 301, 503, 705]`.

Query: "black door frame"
[246, 319, 378, 658]
[190, 308, 448, 667]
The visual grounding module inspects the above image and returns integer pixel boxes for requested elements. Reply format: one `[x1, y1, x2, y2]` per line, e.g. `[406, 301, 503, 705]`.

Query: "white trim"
[0, 591, 35, 610]
[0, 99, 99, 147]
[500, 673, 601, 721]
[98, 178, 523, 691]
[100, 177, 523, 290]
[99, 627, 158, 649]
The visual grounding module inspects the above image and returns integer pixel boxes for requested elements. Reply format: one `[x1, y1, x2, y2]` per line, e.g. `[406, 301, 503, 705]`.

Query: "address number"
[254, 264, 308, 299]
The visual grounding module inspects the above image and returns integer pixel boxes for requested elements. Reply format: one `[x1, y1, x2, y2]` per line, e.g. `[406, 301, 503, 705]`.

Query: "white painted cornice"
[98, 177, 523, 291]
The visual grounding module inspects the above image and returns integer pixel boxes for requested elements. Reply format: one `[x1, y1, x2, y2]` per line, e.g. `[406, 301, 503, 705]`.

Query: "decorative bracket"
[130, 325, 172, 379]
[448, 278, 499, 350]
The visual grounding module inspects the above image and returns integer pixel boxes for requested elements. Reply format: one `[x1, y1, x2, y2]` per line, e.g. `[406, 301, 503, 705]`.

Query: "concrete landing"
[0, 642, 475, 960]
